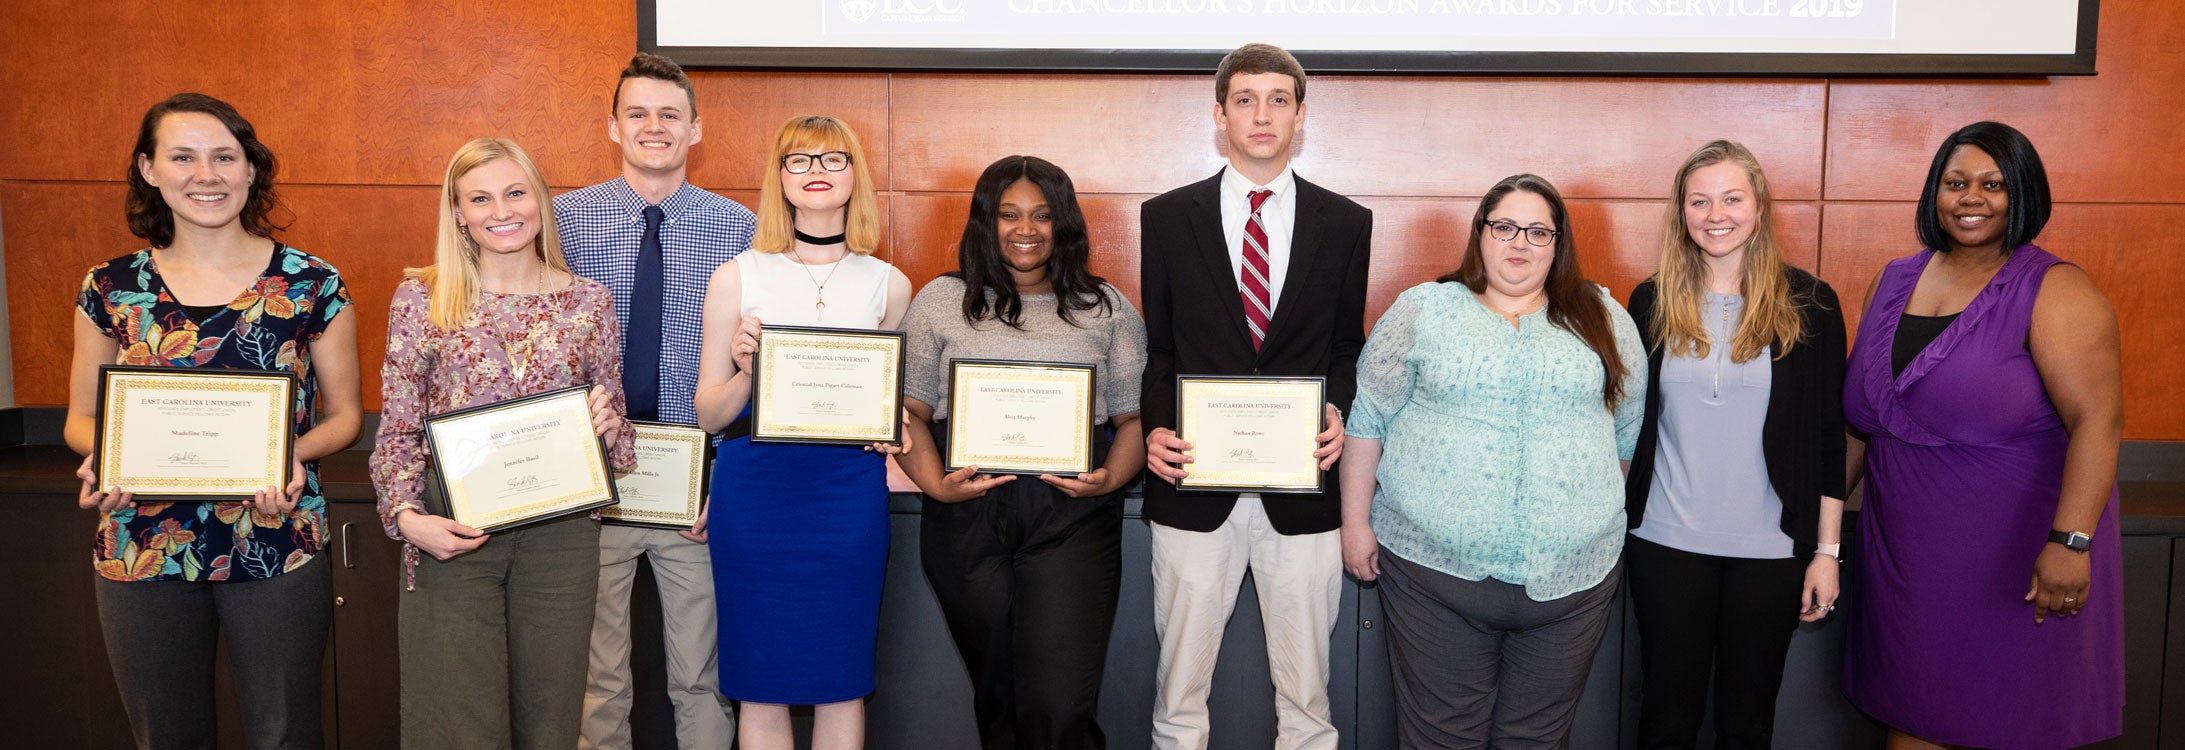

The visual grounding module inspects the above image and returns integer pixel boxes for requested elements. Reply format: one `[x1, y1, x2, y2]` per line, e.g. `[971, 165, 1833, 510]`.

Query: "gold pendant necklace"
[787, 245, 846, 313]
[496, 263, 547, 380]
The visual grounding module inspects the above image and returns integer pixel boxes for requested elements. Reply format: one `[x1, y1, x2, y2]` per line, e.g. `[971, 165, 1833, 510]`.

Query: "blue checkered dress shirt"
[555, 178, 754, 428]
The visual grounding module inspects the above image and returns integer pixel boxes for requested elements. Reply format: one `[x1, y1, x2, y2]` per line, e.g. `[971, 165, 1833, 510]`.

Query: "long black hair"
[127, 93, 286, 248]
[949, 155, 1112, 328]
[1914, 121, 2051, 253]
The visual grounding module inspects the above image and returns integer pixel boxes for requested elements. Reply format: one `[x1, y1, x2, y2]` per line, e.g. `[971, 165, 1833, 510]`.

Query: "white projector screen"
[640, 0, 2098, 75]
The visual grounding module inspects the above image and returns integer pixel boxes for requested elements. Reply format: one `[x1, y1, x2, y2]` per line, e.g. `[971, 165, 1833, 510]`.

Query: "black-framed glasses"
[1485, 219, 1558, 247]
[782, 151, 852, 174]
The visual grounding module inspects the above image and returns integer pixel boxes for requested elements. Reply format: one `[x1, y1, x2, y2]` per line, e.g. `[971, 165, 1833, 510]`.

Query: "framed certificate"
[424, 384, 618, 534]
[945, 359, 1095, 476]
[751, 325, 906, 446]
[1175, 375, 1326, 494]
[604, 422, 710, 529]
[93, 365, 297, 501]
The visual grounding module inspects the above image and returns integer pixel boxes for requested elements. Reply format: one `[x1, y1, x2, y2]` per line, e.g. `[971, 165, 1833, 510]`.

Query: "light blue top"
[1634, 291, 1795, 559]
[1348, 282, 1646, 601]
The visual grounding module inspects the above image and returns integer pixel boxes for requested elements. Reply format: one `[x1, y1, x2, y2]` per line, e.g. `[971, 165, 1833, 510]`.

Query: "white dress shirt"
[1219, 165, 1298, 313]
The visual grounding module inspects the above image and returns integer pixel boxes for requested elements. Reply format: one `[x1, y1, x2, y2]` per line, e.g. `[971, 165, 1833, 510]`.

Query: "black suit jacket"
[1138, 171, 1373, 535]
[1623, 270, 1848, 557]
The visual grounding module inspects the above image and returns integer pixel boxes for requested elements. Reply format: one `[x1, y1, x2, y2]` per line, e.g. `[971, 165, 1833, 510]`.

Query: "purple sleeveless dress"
[1841, 245, 2123, 749]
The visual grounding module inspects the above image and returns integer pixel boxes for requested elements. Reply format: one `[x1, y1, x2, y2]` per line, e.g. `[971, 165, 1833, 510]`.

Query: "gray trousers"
[96, 556, 332, 750]
[1378, 548, 1619, 750]
[400, 513, 599, 750]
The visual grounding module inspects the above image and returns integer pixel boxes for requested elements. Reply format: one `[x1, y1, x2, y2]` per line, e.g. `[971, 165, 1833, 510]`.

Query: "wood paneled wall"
[4, 0, 2181, 438]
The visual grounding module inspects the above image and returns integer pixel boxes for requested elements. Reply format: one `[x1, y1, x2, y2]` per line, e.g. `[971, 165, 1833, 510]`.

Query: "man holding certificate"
[1137, 44, 1372, 750]
[556, 53, 748, 750]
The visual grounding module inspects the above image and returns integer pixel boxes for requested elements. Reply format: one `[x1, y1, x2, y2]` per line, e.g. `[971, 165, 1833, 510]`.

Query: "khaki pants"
[579, 524, 733, 749]
[400, 513, 599, 750]
[1149, 501, 1343, 750]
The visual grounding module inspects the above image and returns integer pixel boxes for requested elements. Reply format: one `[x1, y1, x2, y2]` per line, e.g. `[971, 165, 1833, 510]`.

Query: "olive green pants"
[400, 513, 600, 749]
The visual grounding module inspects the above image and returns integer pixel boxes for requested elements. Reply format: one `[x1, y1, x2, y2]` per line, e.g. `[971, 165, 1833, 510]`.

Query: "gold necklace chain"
[786, 245, 847, 311]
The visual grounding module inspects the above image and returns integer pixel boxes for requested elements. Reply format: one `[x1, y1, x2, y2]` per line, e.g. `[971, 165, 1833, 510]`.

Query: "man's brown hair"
[1215, 43, 1306, 106]
[612, 52, 698, 117]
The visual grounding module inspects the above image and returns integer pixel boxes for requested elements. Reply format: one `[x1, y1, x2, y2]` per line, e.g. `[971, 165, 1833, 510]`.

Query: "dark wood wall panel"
[1823, 0, 2185, 204]
[1821, 203, 2185, 439]
[4, 0, 2182, 439]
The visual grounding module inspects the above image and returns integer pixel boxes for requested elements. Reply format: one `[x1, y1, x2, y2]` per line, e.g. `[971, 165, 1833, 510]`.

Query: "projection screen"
[641, 0, 2098, 75]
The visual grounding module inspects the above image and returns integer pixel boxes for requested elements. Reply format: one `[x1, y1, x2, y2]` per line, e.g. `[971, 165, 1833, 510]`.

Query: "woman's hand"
[1341, 523, 1380, 582]
[249, 456, 308, 516]
[1315, 404, 1346, 470]
[1041, 468, 1119, 498]
[76, 454, 135, 513]
[1799, 554, 1841, 622]
[867, 410, 915, 455]
[679, 503, 709, 544]
[588, 384, 624, 446]
[732, 316, 763, 374]
[395, 509, 491, 561]
[1145, 428, 1192, 484]
[2027, 543, 2092, 623]
[927, 465, 1016, 504]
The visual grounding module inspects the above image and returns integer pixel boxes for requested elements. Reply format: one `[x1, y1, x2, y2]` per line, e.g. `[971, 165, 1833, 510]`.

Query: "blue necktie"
[624, 205, 666, 421]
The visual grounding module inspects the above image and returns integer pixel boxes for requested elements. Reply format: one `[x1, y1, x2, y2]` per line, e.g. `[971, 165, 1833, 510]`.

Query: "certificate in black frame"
[93, 364, 299, 502]
[943, 358, 1098, 477]
[603, 420, 714, 530]
[423, 383, 620, 535]
[749, 324, 909, 447]
[1174, 374, 1327, 495]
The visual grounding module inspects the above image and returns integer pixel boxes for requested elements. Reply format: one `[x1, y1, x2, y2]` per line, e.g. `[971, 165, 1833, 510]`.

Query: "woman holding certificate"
[694, 115, 913, 750]
[1337, 174, 1644, 747]
[1622, 141, 1847, 748]
[369, 136, 635, 748]
[898, 155, 1147, 749]
[67, 93, 361, 747]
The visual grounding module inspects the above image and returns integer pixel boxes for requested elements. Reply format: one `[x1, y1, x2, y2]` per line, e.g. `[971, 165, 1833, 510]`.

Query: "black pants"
[920, 422, 1122, 750]
[95, 555, 332, 750]
[1625, 534, 1806, 750]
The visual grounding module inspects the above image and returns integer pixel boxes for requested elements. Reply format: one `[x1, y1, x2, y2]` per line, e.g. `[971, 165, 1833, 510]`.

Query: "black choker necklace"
[794, 229, 847, 246]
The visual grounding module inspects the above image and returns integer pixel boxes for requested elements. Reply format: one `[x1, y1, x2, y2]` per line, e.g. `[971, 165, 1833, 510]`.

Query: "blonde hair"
[753, 115, 881, 256]
[1649, 140, 1806, 362]
[405, 137, 571, 331]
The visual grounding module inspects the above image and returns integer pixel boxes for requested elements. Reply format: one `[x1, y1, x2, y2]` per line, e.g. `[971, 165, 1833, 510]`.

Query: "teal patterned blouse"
[76, 244, 350, 583]
[1347, 282, 1645, 601]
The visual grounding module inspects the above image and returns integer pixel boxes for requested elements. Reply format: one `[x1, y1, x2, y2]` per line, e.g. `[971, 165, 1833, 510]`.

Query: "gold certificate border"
[947, 363, 1093, 474]
[1176, 378, 1324, 491]
[99, 373, 290, 493]
[431, 389, 615, 532]
[604, 423, 707, 526]
[754, 329, 902, 442]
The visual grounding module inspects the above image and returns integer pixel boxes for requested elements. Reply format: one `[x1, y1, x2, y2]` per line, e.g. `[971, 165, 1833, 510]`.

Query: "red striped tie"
[1240, 188, 1273, 350]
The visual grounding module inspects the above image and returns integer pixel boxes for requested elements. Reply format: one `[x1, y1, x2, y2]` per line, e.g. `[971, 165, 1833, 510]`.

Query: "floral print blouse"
[76, 244, 351, 583]
[369, 275, 636, 587]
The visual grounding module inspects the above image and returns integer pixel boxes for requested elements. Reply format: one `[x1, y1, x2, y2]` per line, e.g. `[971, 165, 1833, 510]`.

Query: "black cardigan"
[1623, 269, 1848, 558]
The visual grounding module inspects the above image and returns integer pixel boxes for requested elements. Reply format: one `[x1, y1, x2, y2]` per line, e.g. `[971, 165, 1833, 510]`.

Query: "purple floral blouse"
[77, 244, 350, 583]
[369, 275, 636, 586]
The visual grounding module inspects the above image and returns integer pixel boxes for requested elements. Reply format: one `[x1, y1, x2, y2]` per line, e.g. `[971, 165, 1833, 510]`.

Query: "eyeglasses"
[782, 151, 852, 174]
[1485, 219, 1558, 247]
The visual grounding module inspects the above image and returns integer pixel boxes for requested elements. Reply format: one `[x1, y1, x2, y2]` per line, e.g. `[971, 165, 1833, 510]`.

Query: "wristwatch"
[1814, 542, 1842, 561]
[2048, 529, 2093, 552]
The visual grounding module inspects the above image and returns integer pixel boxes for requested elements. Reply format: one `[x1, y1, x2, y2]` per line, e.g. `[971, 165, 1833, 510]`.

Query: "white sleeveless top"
[736, 248, 894, 329]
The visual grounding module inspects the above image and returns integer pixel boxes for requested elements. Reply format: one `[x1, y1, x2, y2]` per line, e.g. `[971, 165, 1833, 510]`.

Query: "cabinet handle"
[334, 596, 346, 607]
[341, 522, 355, 569]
